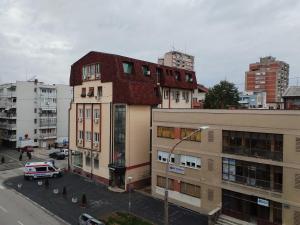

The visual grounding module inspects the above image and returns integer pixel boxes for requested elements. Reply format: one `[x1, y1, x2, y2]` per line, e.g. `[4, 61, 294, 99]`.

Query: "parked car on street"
[78, 213, 105, 225]
[60, 148, 69, 156]
[49, 151, 66, 160]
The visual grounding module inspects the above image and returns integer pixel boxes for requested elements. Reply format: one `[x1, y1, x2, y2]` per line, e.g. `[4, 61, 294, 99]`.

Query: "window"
[79, 130, 84, 139]
[34, 88, 37, 93]
[157, 176, 174, 190]
[164, 89, 169, 99]
[79, 109, 83, 118]
[180, 155, 201, 169]
[34, 119, 37, 124]
[34, 108, 37, 113]
[87, 87, 94, 97]
[185, 73, 193, 82]
[157, 126, 175, 139]
[85, 131, 91, 141]
[97, 86, 102, 98]
[73, 151, 83, 167]
[142, 65, 150, 76]
[94, 109, 100, 119]
[94, 157, 99, 169]
[34, 129, 37, 134]
[95, 63, 101, 75]
[175, 91, 180, 102]
[157, 151, 174, 163]
[182, 91, 189, 102]
[94, 132, 100, 143]
[174, 71, 180, 80]
[180, 128, 201, 142]
[35, 167, 47, 172]
[85, 155, 91, 166]
[180, 182, 201, 198]
[34, 139, 37, 142]
[85, 109, 91, 119]
[81, 88, 86, 97]
[123, 62, 133, 74]
[82, 63, 101, 79]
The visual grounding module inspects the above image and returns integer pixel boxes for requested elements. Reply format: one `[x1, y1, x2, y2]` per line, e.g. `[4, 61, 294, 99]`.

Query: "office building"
[152, 109, 300, 225]
[68, 51, 197, 190]
[0, 80, 72, 148]
[245, 56, 289, 109]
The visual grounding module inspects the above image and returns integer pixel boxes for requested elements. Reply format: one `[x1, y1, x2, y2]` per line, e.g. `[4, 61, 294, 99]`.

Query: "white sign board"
[17, 139, 34, 148]
[168, 165, 185, 174]
[257, 198, 269, 207]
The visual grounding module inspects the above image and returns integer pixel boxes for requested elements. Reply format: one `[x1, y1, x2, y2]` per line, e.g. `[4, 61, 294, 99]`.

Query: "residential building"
[245, 56, 289, 109]
[238, 91, 267, 109]
[0, 80, 72, 148]
[68, 51, 197, 191]
[192, 83, 208, 109]
[152, 109, 300, 225]
[158, 51, 194, 71]
[283, 86, 300, 110]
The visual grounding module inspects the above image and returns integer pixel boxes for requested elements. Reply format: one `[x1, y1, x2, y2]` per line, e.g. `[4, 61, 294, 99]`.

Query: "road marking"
[17, 221, 24, 225]
[0, 205, 8, 213]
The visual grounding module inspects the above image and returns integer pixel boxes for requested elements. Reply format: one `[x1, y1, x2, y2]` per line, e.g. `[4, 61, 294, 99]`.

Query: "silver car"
[78, 213, 105, 225]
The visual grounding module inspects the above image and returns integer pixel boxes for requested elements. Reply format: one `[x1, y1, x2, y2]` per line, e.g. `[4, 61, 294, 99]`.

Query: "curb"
[8, 187, 71, 225]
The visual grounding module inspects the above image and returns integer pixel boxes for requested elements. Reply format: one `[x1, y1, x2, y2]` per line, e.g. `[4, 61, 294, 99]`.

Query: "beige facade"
[158, 51, 194, 71]
[152, 109, 300, 225]
[160, 87, 192, 109]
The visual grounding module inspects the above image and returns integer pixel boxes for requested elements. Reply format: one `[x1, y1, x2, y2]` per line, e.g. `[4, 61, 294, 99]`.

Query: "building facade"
[245, 56, 289, 109]
[158, 51, 194, 71]
[238, 91, 267, 109]
[283, 86, 300, 110]
[192, 84, 208, 109]
[69, 51, 197, 190]
[0, 80, 72, 148]
[152, 109, 300, 225]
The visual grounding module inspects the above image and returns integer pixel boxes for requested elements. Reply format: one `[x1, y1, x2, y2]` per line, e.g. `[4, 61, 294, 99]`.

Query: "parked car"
[49, 151, 66, 160]
[78, 213, 105, 225]
[60, 148, 69, 156]
[24, 161, 62, 180]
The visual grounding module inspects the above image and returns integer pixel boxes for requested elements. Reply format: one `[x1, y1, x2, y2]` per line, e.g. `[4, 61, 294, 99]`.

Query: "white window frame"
[180, 155, 201, 169]
[85, 109, 91, 119]
[157, 151, 175, 164]
[85, 131, 91, 141]
[94, 109, 100, 119]
[94, 132, 100, 143]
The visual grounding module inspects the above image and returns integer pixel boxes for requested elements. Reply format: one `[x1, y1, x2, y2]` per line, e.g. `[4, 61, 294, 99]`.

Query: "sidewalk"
[3, 173, 208, 225]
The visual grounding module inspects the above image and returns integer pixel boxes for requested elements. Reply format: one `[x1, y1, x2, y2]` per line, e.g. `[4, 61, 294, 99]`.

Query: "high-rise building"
[158, 51, 194, 71]
[152, 108, 300, 225]
[0, 80, 72, 148]
[245, 56, 289, 109]
[69, 51, 197, 190]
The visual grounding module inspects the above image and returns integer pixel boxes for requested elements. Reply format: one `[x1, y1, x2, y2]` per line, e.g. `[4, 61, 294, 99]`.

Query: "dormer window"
[123, 62, 133, 74]
[142, 65, 150, 76]
[185, 73, 193, 83]
[174, 71, 180, 81]
[82, 63, 101, 80]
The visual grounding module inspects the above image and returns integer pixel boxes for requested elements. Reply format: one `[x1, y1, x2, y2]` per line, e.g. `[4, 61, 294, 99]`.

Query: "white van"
[24, 161, 62, 180]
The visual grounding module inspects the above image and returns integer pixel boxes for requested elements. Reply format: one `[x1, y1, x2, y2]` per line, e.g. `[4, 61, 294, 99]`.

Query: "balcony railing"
[39, 122, 56, 127]
[223, 174, 282, 193]
[39, 113, 57, 117]
[0, 123, 16, 129]
[223, 146, 283, 161]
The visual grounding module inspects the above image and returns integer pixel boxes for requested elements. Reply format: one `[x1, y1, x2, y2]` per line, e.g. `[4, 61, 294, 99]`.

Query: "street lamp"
[164, 126, 209, 225]
[128, 176, 133, 212]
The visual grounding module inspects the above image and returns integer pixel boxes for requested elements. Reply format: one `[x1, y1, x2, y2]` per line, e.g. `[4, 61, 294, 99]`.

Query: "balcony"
[39, 133, 57, 139]
[39, 122, 56, 127]
[223, 146, 283, 161]
[39, 113, 57, 118]
[0, 134, 17, 140]
[0, 123, 16, 129]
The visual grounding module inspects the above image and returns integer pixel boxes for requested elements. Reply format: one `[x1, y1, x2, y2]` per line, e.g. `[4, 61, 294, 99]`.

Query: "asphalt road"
[0, 180, 66, 225]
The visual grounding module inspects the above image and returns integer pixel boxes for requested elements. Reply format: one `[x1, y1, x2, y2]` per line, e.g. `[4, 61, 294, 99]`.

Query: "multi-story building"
[0, 80, 72, 148]
[69, 51, 197, 191]
[158, 51, 194, 71]
[192, 83, 208, 109]
[283, 86, 300, 110]
[245, 56, 289, 109]
[238, 91, 267, 109]
[152, 109, 300, 225]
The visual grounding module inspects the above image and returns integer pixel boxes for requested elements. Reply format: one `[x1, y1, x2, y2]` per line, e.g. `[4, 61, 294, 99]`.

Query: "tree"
[204, 80, 240, 109]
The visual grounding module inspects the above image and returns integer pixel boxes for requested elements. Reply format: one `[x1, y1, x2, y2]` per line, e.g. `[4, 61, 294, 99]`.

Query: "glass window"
[142, 65, 150, 76]
[85, 155, 91, 166]
[180, 155, 201, 169]
[180, 182, 201, 198]
[94, 157, 99, 169]
[122, 62, 133, 74]
[97, 86, 102, 97]
[157, 176, 174, 190]
[113, 105, 126, 166]
[36, 167, 47, 172]
[94, 132, 100, 143]
[86, 131, 91, 141]
[94, 109, 100, 119]
[73, 151, 83, 167]
[85, 109, 91, 119]
[180, 128, 201, 142]
[157, 126, 175, 139]
[157, 151, 174, 163]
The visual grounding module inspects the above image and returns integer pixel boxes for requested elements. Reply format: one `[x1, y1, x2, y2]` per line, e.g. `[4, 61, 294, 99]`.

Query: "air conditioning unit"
[94, 119, 99, 124]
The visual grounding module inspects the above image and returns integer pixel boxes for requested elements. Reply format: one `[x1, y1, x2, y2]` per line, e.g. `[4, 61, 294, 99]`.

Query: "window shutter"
[295, 174, 300, 189]
[208, 130, 214, 142]
[296, 137, 300, 152]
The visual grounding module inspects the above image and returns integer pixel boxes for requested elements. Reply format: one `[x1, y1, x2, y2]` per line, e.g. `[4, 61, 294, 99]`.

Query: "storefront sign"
[257, 198, 269, 207]
[168, 165, 185, 174]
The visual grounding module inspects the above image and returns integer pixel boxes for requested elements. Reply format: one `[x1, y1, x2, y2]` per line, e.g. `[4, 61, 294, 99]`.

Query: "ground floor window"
[156, 176, 174, 190]
[73, 151, 83, 167]
[94, 157, 99, 169]
[85, 155, 91, 167]
[180, 181, 201, 198]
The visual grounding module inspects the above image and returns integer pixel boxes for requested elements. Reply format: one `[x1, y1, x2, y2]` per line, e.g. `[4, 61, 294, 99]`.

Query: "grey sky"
[1, 0, 300, 88]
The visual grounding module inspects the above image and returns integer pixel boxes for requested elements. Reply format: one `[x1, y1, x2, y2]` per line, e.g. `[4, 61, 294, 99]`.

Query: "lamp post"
[164, 126, 209, 225]
[128, 176, 133, 212]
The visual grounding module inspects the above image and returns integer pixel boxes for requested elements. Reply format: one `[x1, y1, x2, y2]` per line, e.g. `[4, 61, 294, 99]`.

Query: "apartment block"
[0, 80, 72, 148]
[158, 51, 194, 71]
[69, 51, 197, 191]
[239, 91, 267, 109]
[245, 56, 289, 109]
[152, 109, 300, 225]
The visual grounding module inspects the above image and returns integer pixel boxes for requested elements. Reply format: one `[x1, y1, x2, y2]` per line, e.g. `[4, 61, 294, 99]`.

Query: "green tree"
[204, 80, 240, 109]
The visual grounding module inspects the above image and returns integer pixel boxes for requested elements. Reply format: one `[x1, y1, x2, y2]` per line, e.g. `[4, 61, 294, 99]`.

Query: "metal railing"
[223, 146, 283, 161]
[223, 174, 282, 192]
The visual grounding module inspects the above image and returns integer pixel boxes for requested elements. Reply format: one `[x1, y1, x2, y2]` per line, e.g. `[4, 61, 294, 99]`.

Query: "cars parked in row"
[78, 213, 105, 225]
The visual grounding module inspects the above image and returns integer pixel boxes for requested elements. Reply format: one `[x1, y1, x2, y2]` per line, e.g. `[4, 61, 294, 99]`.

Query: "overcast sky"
[1, 0, 300, 88]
